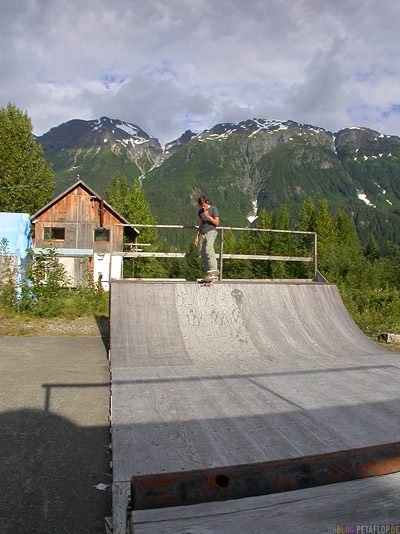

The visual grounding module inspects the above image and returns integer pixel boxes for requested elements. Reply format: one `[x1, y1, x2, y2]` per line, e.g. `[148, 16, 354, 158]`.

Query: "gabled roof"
[30, 180, 139, 235]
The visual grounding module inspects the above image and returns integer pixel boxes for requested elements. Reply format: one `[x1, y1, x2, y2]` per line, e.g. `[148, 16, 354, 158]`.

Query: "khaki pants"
[199, 230, 218, 273]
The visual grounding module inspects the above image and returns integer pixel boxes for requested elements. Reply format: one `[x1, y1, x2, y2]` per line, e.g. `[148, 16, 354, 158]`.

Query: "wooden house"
[30, 180, 138, 288]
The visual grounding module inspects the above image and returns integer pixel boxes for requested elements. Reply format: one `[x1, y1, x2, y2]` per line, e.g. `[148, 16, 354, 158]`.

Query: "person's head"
[198, 196, 209, 208]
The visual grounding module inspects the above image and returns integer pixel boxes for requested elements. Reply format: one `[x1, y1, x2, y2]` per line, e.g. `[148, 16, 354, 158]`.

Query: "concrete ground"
[0, 336, 111, 534]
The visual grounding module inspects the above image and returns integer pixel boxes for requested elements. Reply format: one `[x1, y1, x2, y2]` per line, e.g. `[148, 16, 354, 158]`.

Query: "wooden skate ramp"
[109, 280, 400, 533]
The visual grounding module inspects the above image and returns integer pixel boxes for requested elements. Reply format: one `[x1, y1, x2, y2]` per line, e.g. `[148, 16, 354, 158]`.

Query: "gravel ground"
[0, 315, 109, 337]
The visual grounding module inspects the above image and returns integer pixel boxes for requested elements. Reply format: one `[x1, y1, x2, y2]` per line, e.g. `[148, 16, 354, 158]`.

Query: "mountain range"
[36, 116, 400, 251]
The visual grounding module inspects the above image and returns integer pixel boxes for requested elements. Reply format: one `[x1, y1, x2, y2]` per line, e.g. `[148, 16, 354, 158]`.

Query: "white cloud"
[1, 0, 400, 143]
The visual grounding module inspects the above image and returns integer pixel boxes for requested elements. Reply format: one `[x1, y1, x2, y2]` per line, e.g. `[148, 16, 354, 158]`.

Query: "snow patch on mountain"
[198, 128, 238, 142]
[119, 138, 147, 147]
[247, 199, 259, 223]
[114, 122, 142, 137]
[90, 117, 151, 146]
[375, 183, 395, 205]
[196, 118, 314, 143]
[247, 119, 289, 138]
[376, 183, 386, 194]
[357, 192, 376, 208]
[332, 134, 338, 154]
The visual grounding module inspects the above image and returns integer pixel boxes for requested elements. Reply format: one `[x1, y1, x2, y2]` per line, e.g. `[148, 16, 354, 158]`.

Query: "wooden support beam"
[131, 441, 400, 510]
[115, 252, 313, 262]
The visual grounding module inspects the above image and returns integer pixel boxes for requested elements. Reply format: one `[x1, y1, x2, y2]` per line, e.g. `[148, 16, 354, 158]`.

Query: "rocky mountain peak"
[91, 117, 152, 144]
[334, 126, 399, 158]
[37, 116, 161, 155]
[164, 130, 197, 154]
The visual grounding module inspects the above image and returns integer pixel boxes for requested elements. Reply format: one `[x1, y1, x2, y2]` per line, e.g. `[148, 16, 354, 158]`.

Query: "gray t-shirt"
[198, 205, 219, 234]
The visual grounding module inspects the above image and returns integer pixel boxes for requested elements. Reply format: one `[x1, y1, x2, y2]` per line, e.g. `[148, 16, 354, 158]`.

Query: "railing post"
[313, 233, 318, 281]
[219, 228, 224, 281]
[132, 235, 137, 278]
[115, 223, 317, 281]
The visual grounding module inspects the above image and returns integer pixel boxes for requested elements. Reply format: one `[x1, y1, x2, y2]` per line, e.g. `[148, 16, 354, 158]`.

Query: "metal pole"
[132, 235, 137, 278]
[313, 233, 318, 281]
[219, 228, 224, 281]
[111, 222, 317, 281]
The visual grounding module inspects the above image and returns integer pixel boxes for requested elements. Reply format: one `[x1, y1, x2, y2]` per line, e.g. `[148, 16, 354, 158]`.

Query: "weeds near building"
[0, 238, 18, 310]
[0, 244, 108, 318]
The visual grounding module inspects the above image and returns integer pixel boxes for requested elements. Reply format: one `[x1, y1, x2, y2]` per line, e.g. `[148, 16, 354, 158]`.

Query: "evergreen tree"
[221, 229, 236, 254]
[0, 103, 55, 213]
[105, 173, 157, 244]
[242, 209, 275, 278]
[320, 211, 361, 286]
[105, 173, 159, 277]
[333, 209, 359, 249]
[220, 229, 241, 279]
[316, 200, 334, 245]
[298, 197, 317, 233]
[364, 233, 380, 262]
[272, 205, 295, 278]
[253, 209, 276, 254]
[297, 197, 317, 255]
[385, 243, 400, 288]
[182, 243, 203, 279]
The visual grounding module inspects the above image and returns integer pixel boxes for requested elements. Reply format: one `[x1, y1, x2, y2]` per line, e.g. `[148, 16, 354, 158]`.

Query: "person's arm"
[194, 219, 202, 246]
[203, 209, 219, 226]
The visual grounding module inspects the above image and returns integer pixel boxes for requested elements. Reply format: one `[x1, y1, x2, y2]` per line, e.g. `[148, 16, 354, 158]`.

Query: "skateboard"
[199, 278, 215, 286]
[199, 272, 218, 286]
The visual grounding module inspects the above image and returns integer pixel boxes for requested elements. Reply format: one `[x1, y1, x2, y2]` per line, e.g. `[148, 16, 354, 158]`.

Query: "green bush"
[0, 246, 109, 318]
[340, 287, 400, 337]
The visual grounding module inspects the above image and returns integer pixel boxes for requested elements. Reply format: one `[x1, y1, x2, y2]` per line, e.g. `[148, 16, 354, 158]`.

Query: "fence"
[113, 224, 318, 281]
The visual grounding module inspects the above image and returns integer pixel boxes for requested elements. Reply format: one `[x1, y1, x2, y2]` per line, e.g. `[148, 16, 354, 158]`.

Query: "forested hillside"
[35, 117, 400, 253]
[142, 121, 400, 252]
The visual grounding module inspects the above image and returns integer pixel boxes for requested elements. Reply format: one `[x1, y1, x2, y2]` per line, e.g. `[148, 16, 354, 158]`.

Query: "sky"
[1, 0, 400, 145]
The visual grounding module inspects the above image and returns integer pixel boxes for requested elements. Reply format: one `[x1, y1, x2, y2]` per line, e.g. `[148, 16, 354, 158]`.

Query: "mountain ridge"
[36, 116, 400, 251]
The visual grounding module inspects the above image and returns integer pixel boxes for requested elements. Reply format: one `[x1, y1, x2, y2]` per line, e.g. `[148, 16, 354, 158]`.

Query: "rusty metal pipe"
[131, 441, 400, 510]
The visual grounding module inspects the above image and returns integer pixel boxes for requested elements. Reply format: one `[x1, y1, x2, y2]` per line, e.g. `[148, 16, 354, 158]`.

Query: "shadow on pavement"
[0, 408, 111, 534]
[95, 315, 110, 352]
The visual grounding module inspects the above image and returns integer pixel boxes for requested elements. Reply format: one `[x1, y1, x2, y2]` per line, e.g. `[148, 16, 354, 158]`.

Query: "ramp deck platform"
[109, 280, 400, 533]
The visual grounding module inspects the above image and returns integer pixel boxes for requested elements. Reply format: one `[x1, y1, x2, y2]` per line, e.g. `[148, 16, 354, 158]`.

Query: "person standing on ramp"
[194, 196, 220, 282]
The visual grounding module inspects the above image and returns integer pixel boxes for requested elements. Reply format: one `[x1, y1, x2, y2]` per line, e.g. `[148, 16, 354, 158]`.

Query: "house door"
[58, 256, 75, 287]
[93, 253, 122, 291]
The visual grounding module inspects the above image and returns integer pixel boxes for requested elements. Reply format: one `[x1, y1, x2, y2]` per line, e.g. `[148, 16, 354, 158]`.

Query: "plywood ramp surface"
[131, 472, 400, 533]
[110, 280, 400, 533]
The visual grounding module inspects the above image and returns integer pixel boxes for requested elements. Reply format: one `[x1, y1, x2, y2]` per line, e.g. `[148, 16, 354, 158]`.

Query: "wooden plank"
[112, 482, 130, 534]
[131, 472, 400, 533]
[116, 223, 315, 236]
[117, 252, 313, 262]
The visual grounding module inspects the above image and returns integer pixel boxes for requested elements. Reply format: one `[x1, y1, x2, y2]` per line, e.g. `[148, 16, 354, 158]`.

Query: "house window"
[43, 227, 65, 241]
[94, 228, 110, 242]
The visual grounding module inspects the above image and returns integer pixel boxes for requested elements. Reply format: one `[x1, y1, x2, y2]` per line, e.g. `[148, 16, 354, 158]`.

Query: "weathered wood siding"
[33, 185, 124, 252]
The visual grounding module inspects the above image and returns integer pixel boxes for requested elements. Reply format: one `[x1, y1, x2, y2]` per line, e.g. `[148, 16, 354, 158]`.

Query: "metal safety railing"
[114, 224, 318, 281]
